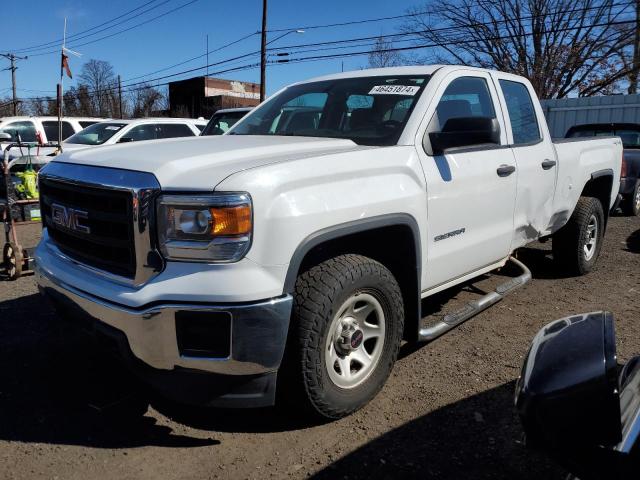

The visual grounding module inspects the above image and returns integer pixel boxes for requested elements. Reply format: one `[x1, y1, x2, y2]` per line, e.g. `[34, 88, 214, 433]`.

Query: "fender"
[282, 213, 422, 296]
[591, 168, 614, 180]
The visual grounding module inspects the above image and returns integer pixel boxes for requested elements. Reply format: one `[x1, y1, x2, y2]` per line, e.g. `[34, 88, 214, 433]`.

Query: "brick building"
[168, 76, 260, 118]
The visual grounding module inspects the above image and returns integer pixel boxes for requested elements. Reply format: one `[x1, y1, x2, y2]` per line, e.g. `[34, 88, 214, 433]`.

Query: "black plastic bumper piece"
[46, 291, 279, 409]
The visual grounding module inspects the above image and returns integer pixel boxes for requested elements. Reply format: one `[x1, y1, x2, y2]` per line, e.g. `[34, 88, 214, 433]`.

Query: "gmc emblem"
[51, 203, 90, 234]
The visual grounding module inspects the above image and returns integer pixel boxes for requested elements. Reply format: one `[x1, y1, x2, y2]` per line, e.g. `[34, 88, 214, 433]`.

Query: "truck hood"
[54, 135, 366, 190]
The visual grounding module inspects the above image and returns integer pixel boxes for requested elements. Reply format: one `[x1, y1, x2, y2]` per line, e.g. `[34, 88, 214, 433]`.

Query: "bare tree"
[63, 87, 80, 116]
[28, 98, 49, 116]
[368, 36, 404, 68]
[402, 0, 635, 98]
[624, 0, 640, 93]
[130, 84, 164, 118]
[79, 59, 116, 116]
[76, 85, 94, 117]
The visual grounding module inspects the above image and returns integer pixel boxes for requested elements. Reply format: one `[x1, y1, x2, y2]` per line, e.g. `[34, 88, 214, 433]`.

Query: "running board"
[418, 256, 532, 342]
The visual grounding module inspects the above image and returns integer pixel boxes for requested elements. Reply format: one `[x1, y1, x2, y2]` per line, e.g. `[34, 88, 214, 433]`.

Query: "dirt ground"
[1, 214, 639, 480]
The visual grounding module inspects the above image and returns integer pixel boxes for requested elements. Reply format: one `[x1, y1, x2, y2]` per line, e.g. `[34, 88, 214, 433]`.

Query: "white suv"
[0, 116, 103, 148]
[62, 117, 207, 152]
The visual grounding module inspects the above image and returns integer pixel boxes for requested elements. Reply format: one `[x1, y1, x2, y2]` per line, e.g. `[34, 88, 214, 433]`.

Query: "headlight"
[157, 193, 252, 262]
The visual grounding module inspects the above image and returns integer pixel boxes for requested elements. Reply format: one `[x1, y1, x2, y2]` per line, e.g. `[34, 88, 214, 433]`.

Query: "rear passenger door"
[417, 71, 517, 290]
[493, 74, 557, 248]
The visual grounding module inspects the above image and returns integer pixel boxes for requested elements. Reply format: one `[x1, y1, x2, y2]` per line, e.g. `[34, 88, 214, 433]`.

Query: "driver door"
[416, 71, 517, 290]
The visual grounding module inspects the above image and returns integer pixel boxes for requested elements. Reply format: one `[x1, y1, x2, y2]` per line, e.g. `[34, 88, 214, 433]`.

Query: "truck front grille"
[40, 178, 136, 278]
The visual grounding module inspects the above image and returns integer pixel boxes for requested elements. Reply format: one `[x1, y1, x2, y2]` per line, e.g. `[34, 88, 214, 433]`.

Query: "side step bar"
[418, 256, 532, 342]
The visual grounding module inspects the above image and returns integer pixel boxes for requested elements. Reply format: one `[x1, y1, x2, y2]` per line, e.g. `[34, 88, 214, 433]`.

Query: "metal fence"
[541, 94, 640, 139]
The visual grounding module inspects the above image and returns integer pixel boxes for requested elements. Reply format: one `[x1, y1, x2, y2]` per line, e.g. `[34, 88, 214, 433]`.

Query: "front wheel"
[284, 254, 404, 419]
[552, 196, 605, 275]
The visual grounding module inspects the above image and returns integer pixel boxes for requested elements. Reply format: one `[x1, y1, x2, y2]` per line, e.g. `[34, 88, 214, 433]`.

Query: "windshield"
[568, 126, 640, 149]
[65, 122, 127, 145]
[201, 111, 249, 136]
[229, 75, 430, 146]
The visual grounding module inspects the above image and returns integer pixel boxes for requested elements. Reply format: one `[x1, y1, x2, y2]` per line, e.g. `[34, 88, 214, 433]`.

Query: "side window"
[42, 121, 58, 141]
[499, 80, 541, 145]
[432, 76, 496, 131]
[157, 123, 195, 139]
[44, 121, 75, 141]
[61, 122, 76, 140]
[123, 124, 157, 142]
[0, 121, 37, 142]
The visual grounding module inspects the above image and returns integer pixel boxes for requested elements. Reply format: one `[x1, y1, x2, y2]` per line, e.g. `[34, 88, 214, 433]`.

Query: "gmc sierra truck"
[35, 66, 622, 419]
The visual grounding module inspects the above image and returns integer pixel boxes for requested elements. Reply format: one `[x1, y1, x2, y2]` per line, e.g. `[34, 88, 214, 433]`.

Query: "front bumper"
[36, 264, 293, 408]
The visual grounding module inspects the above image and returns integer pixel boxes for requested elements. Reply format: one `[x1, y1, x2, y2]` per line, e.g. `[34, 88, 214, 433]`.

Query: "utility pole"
[118, 75, 123, 119]
[259, 0, 267, 102]
[1, 53, 28, 115]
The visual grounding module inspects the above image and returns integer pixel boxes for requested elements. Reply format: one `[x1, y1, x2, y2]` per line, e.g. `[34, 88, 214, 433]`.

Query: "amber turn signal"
[211, 205, 252, 236]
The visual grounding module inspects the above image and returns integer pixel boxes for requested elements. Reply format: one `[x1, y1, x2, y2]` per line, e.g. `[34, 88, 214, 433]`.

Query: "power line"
[9, 5, 636, 104]
[123, 31, 258, 82]
[25, 0, 201, 58]
[266, 0, 633, 32]
[276, 18, 637, 66]
[94, 0, 637, 94]
[4, 0, 164, 54]
[267, 1, 635, 52]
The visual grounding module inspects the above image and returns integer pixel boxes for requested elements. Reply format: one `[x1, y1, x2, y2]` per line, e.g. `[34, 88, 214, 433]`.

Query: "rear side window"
[499, 80, 541, 145]
[157, 123, 195, 139]
[42, 121, 75, 141]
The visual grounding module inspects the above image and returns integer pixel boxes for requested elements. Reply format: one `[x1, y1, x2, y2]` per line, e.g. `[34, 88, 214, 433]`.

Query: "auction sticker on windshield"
[369, 85, 420, 95]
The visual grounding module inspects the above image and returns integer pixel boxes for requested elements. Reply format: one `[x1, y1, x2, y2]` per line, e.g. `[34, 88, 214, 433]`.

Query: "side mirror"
[516, 311, 621, 448]
[515, 311, 627, 478]
[426, 116, 501, 155]
[0, 132, 11, 141]
[118, 137, 134, 143]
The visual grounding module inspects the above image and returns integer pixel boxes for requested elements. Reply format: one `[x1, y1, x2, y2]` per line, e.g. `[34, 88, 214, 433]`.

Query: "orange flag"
[61, 52, 72, 79]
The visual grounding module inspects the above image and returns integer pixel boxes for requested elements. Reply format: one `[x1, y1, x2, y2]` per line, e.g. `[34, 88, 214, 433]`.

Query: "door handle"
[541, 159, 557, 170]
[497, 164, 516, 177]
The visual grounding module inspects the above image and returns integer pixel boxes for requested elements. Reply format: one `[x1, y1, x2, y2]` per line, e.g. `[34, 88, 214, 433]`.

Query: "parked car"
[201, 107, 252, 136]
[62, 117, 207, 152]
[35, 65, 621, 419]
[516, 311, 639, 479]
[566, 123, 640, 216]
[0, 116, 103, 148]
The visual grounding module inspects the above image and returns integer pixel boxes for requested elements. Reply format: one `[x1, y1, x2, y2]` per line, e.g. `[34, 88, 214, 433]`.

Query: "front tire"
[285, 254, 404, 419]
[552, 196, 605, 275]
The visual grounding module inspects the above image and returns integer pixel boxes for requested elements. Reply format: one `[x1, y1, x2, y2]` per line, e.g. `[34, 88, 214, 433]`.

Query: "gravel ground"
[1, 214, 639, 480]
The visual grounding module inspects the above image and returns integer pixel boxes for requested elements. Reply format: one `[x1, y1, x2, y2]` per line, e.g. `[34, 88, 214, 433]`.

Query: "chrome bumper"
[36, 264, 292, 377]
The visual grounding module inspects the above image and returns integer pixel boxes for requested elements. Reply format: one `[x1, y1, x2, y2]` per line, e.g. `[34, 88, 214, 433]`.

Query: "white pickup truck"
[35, 65, 622, 419]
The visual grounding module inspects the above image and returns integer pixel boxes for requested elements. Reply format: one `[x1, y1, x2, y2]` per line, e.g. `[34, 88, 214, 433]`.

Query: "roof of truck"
[293, 65, 516, 86]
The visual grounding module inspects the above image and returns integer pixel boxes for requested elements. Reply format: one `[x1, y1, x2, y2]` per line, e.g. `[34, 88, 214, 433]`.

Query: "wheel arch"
[283, 214, 422, 341]
[581, 169, 614, 228]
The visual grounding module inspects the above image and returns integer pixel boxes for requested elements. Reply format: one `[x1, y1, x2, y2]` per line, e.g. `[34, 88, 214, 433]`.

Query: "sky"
[0, 0, 421, 102]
